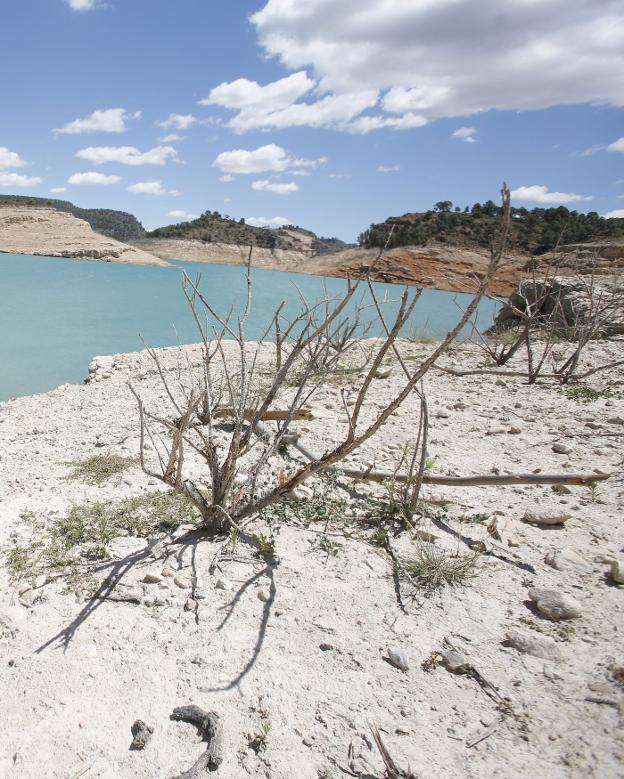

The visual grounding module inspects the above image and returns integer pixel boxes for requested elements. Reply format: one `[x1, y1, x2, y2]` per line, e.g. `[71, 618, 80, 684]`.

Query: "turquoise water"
[0, 253, 499, 401]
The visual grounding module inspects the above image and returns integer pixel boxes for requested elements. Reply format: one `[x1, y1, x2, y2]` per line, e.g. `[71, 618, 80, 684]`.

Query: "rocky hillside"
[0, 207, 166, 266]
[359, 203, 624, 255]
[0, 195, 146, 242]
[148, 211, 350, 254]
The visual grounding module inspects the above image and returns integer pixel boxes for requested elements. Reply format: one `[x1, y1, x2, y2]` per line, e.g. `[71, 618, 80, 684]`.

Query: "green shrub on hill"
[358, 201, 624, 254]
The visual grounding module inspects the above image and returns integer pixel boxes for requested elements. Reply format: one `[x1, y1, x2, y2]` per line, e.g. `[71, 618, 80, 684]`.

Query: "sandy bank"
[0, 338, 623, 777]
[0, 207, 168, 266]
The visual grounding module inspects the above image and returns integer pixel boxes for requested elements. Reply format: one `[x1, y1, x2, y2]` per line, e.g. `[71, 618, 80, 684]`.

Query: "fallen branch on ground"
[170, 705, 223, 778]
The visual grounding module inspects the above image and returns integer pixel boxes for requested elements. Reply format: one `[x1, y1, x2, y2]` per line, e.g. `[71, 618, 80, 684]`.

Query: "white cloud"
[54, 108, 140, 135]
[200, 0, 624, 134]
[251, 179, 299, 195]
[603, 209, 624, 219]
[377, 165, 400, 173]
[511, 184, 594, 204]
[246, 216, 291, 228]
[219, 174, 234, 183]
[452, 126, 477, 143]
[0, 172, 43, 187]
[68, 172, 121, 186]
[156, 113, 197, 131]
[128, 180, 169, 195]
[67, 0, 98, 10]
[607, 137, 624, 153]
[76, 145, 178, 166]
[158, 134, 186, 143]
[0, 147, 27, 169]
[50, 187, 68, 194]
[168, 210, 200, 220]
[213, 143, 325, 175]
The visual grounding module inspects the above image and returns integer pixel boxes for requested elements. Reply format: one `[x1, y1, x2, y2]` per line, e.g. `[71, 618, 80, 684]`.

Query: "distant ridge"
[0, 194, 145, 243]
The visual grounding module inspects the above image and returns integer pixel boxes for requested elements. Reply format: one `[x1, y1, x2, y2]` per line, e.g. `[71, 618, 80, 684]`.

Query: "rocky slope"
[133, 238, 527, 294]
[0, 207, 167, 266]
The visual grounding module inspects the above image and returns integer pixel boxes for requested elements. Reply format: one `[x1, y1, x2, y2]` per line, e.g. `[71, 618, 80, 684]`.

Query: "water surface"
[0, 253, 499, 401]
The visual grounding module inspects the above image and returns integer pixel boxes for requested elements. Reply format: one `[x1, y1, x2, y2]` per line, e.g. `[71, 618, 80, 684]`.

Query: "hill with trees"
[358, 201, 624, 255]
[148, 211, 350, 254]
[0, 195, 145, 242]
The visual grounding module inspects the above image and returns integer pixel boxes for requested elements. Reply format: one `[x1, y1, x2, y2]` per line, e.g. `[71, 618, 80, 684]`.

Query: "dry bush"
[130, 186, 511, 536]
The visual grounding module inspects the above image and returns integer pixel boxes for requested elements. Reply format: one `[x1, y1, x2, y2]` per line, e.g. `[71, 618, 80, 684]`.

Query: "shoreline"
[1, 337, 622, 777]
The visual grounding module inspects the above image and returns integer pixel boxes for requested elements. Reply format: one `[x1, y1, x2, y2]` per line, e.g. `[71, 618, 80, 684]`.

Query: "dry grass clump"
[400, 540, 481, 592]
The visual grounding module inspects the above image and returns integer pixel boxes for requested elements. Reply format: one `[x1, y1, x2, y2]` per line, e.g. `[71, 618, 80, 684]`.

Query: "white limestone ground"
[0, 338, 623, 779]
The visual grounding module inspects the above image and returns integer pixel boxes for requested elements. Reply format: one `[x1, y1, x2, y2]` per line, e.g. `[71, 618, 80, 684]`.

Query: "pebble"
[161, 566, 175, 578]
[319, 642, 335, 652]
[606, 416, 624, 426]
[610, 560, 624, 585]
[505, 628, 564, 661]
[173, 575, 189, 589]
[257, 588, 271, 603]
[508, 426, 522, 434]
[289, 485, 313, 501]
[386, 647, 409, 671]
[436, 411, 450, 419]
[528, 587, 582, 620]
[215, 579, 230, 591]
[552, 443, 572, 455]
[551, 484, 572, 495]
[442, 649, 469, 673]
[184, 598, 196, 612]
[142, 573, 163, 584]
[522, 508, 570, 526]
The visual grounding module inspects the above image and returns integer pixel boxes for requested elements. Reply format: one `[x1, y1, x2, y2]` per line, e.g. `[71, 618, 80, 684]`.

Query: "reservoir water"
[0, 253, 500, 402]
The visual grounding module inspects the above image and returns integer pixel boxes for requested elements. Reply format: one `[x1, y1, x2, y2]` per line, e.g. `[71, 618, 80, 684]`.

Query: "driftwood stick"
[170, 705, 223, 777]
[213, 407, 313, 422]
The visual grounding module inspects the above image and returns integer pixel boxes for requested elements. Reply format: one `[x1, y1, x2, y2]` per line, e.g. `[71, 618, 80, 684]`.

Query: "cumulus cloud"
[67, 0, 98, 10]
[213, 144, 325, 175]
[0, 172, 43, 187]
[452, 127, 477, 143]
[50, 187, 68, 194]
[76, 145, 178, 166]
[219, 174, 234, 182]
[204, 0, 624, 133]
[0, 147, 28, 169]
[245, 216, 291, 228]
[54, 108, 140, 135]
[156, 113, 197, 131]
[168, 210, 200, 220]
[511, 184, 594, 204]
[68, 172, 121, 185]
[158, 134, 186, 143]
[127, 181, 171, 195]
[603, 209, 624, 219]
[377, 165, 400, 173]
[251, 179, 299, 195]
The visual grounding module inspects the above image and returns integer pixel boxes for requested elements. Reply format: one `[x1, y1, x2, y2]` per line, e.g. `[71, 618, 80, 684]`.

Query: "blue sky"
[1, 0, 623, 241]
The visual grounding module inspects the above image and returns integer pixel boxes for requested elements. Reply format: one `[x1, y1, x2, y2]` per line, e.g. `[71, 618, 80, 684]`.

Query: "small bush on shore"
[66, 454, 136, 485]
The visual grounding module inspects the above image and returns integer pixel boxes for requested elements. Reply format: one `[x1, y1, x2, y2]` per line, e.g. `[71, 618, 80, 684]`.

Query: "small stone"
[442, 649, 469, 673]
[319, 642, 335, 652]
[184, 598, 196, 612]
[495, 378, 507, 387]
[436, 410, 450, 419]
[386, 647, 409, 671]
[607, 416, 624, 426]
[528, 587, 582, 620]
[142, 573, 163, 584]
[215, 579, 230, 591]
[610, 560, 624, 585]
[289, 485, 313, 501]
[190, 655, 205, 665]
[552, 443, 572, 455]
[173, 575, 189, 589]
[551, 484, 572, 495]
[374, 369, 392, 379]
[505, 628, 564, 661]
[523, 508, 570, 526]
[508, 426, 522, 435]
[161, 566, 175, 578]
[257, 588, 271, 603]
[130, 720, 154, 751]
[170, 524, 195, 542]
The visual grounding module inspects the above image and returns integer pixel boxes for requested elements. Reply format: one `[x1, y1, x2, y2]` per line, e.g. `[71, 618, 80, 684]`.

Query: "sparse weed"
[564, 385, 611, 404]
[306, 533, 342, 562]
[65, 454, 135, 485]
[400, 541, 480, 592]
